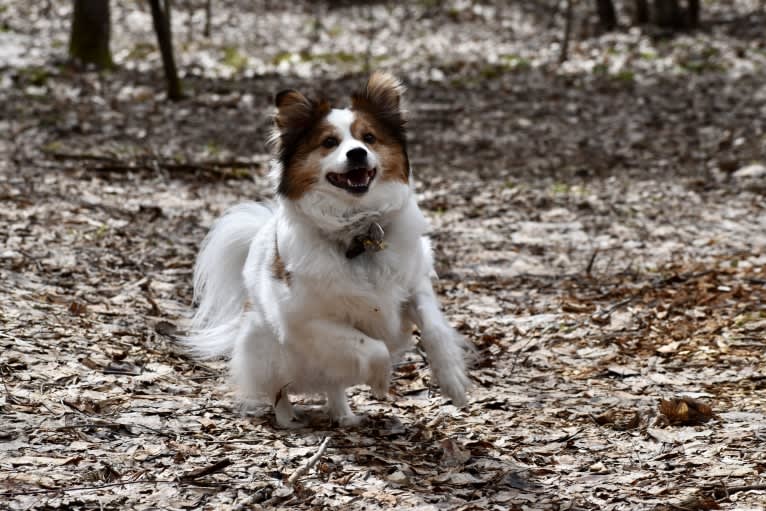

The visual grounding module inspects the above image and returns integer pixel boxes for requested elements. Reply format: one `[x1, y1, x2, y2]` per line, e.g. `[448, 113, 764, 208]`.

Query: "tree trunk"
[148, 0, 184, 101]
[686, 0, 700, 29]
[634, 0, 650, 24]
[69, 0, 113, 69]
[559, 0, 574, 64]
[204, 0, 212, 37]
[595, 0, 617, 31]
[654, 0, 684, 28]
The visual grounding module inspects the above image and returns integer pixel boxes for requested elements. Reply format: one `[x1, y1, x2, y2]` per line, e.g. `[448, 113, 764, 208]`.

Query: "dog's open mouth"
[326, 167, 377, 194]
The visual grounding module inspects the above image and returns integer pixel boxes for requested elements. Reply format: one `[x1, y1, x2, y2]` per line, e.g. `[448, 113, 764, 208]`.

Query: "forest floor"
[1, 1, 766, 510]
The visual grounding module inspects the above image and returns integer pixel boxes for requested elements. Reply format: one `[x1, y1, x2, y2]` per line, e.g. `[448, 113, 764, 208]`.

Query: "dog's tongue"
[346, 168, 371, 186]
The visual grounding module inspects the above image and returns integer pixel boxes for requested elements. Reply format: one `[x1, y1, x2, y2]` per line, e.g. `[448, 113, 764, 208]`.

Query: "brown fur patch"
[351, 72, 409, 180]
[271, 238, 291, 285]
[279, 157, 320, 200]
[279, 119, 343, 199]
[351, 111, 408, 184]
[356, 71, 405, 113]
[273, 89, 331, 199]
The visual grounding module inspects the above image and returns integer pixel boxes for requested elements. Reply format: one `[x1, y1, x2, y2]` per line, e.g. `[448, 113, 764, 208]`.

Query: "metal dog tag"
[346, 222, 386, 259]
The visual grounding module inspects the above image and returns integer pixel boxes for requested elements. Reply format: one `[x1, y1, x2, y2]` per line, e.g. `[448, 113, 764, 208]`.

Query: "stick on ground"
[179, 458, 232, 482]
[287, 437, 330, 486]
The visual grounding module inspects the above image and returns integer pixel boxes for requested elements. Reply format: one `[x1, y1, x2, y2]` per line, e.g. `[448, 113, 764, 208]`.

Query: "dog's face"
[270, 72, 411, 229]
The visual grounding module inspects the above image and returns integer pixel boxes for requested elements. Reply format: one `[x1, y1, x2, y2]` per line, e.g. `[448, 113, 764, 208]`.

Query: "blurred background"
[2, 3, 766, 509]
[2, 0, 764, 181]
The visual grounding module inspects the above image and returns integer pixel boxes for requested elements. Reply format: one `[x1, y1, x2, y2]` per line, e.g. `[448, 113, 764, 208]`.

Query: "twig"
[425, 413, 445, 429]
[585, 248, 599, 276]
[286, 436, 330, 486]
[708, 483, 766, 500]
[41, 150, 262, 178]
[595, 269, 715, 319]
[0, 331, 33, 345]
[602, 294, 641, 315]
[46, 419, 172, 438]
[179, 458, 232, 482]
[0, 479, 178, 498]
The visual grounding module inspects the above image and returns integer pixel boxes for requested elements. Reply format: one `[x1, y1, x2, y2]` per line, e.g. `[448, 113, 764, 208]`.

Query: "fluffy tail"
[183, 202, 272, 358]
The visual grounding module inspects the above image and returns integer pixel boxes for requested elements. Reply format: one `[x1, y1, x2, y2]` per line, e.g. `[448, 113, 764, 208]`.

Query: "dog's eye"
[322, 137, 339, 149]
[362, 133, 376, 144]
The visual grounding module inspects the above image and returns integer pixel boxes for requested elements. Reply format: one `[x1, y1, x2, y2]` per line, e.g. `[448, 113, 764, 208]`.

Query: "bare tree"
[595, 0, 617, 31]
[560, 0, 574, 63]
[204, 0, 212, 37]
[69, 0, 112, 69]
[653, 0, 684, 28]
[602, 0, 700, 31]
[148, 0, 183, 100]
[686, 0, 700, 29]
[634, 0, 650, 24]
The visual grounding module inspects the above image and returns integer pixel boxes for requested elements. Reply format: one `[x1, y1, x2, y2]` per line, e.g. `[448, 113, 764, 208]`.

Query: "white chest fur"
[271, 195, 429, 350]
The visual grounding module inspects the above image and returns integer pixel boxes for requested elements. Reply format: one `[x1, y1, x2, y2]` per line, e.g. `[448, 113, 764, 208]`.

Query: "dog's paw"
[363, 340, 391, 399]
[332, 412, 365, 428]
[275, 410, 308, 429]
[277, 415, 308, 429]
[274, 392, 308, 429]
[422, 327, 471, 407]
[432, 364, 470, 407]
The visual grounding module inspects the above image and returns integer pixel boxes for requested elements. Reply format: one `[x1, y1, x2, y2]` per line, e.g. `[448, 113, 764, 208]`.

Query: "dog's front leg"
[407, 279, 471, 406]
[287, 320, 392, 425]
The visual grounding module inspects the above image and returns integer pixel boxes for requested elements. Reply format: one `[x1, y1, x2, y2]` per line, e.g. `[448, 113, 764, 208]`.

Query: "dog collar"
[345, 222, 386, 259]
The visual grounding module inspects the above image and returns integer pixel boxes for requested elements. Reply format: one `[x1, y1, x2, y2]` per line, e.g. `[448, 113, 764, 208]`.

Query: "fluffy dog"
[185, 72, 470, 427]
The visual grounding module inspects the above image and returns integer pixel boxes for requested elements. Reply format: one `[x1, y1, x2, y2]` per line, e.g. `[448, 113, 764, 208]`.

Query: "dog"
[184, 71, 470, 428]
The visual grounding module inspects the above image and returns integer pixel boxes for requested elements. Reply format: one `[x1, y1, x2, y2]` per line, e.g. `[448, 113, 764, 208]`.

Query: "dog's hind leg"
[325, 387, 363, 427]
[231, 318, 307, 428]
[273, 387, 307, 429]
[286, 319, 392, 424]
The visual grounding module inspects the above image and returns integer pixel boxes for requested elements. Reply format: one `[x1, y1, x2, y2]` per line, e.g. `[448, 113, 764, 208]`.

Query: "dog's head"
[270, 72, 411, 231]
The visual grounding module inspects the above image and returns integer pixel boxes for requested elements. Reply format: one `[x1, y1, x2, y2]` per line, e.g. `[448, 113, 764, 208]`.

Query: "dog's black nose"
[346, 147, 367, 164]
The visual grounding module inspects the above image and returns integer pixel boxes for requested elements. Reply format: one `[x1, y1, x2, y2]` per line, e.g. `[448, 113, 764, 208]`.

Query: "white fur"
[323, 109, 376, 172]
[184, 108, 470, 427]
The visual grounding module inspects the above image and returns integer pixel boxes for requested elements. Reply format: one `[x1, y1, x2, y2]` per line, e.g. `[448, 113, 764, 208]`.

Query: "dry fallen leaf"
[69, 301, 88, 315]
[593, 409, 616, 426]
[593, 409, 641, 430]
[659, 397, 713, 425]
[440, 438, 471, 467]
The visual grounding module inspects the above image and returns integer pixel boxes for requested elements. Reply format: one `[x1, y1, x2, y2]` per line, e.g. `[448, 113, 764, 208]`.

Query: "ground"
[1, 1, 766, 510]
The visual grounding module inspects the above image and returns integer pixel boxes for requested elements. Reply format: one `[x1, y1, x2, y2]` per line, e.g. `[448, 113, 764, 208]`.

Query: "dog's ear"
[275, 89, 310, 111]
[351, 71, 406, 139]
[273, 89, 329, 131]
[353, 71, 404, 113]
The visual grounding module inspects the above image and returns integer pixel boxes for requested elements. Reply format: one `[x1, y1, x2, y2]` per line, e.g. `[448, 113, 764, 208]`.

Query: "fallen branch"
[0, 479, 178, 498]
[708, 483, 766, 500]
[286, 436, 330, 486]
[179, 458, 232, 482]
[41, 149, 263, 178]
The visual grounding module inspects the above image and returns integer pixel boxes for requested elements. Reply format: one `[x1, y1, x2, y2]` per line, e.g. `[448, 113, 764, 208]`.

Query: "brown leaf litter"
[658, 397, 714, 426]
[2, 1, 766, 510]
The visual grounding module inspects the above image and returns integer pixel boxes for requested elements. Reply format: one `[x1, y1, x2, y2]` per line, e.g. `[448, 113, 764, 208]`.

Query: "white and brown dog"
[185, 72, 470, 427]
